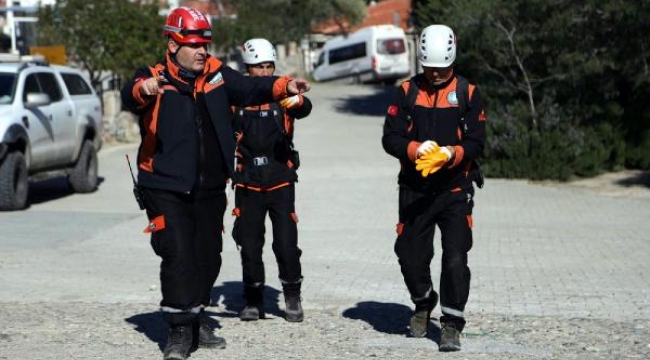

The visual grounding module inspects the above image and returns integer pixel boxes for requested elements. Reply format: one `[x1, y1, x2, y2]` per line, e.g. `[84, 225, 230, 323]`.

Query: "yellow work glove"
[279, 94, 302, 109]
[415, 146, 452, 177]
[416, 140, 439, 158]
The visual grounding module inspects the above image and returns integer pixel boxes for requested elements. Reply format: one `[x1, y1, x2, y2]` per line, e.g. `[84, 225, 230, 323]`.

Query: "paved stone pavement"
[1, 82, 649, 359]
[291, 83, 650, 321]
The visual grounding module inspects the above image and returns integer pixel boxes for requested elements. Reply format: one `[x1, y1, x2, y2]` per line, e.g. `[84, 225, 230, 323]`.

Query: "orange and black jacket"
[232, 95, 312, 190]
[121, 52, 292, 193]
[382, 72, 486, 191]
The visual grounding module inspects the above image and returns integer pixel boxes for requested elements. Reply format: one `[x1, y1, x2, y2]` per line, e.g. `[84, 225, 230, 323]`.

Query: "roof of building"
[312, 0, 412, 35]
[174, 0, 412, 36]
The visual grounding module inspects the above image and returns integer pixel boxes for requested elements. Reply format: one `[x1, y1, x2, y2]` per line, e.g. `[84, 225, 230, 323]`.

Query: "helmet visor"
[164, 25, 212, 41]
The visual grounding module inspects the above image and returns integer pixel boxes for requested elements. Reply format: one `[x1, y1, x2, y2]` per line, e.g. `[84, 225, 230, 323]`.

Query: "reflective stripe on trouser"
[143, 187, 226, 325]
[394, 186, 474, 331]
[233, 184, 302, 287]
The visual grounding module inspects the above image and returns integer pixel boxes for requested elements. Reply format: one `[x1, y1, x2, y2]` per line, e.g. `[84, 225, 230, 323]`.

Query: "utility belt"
[399, 162, 480, 192]
[233, 153, 298, 188]
[252, 156, 269, 167]
[240, 153, 279, 168]
[240, 150, 299, 170]
[237, 108, 281, 118]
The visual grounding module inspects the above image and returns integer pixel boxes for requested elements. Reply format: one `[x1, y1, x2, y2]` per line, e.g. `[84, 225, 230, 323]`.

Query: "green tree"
[213, 0, 366, 50]
[36, 0, 164, 89]
[411, 0, 650, 177]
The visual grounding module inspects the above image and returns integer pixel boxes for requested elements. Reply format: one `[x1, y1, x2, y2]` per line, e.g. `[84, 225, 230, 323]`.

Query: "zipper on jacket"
[196, 116, 206, 188]
[426, 88, 440, 137]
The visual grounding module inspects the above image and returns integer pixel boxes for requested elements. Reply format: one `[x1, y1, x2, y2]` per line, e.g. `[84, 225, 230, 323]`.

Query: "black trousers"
[232, 184, 302, 292]
[143, 187, 226, 325]
[394, 186, 474, 331]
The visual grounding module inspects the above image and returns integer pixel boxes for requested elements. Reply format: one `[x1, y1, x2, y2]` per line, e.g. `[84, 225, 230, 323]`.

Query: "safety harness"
[232, 103, 299, 189]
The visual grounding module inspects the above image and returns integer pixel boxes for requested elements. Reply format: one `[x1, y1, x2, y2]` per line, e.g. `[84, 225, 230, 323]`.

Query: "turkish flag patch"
[387, 105, 398, 116]
[479, 110, 487, 122]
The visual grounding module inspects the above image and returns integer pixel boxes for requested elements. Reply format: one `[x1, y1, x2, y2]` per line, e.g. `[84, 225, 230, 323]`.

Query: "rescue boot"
[284, 294, 304, 322]
[409, 291, 438, 338]
[283, 281, 304, 322]
[240, 285, 265, 321]
[163, 324, 193, 360]
[439, 323, 461, 352]
[194, 312, 226, 349]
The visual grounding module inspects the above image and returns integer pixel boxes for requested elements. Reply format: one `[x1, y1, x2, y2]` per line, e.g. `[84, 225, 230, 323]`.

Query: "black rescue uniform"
[121, 52, 293, 326]
[231, 96, 312, 305]
[382, 72, 486, 331]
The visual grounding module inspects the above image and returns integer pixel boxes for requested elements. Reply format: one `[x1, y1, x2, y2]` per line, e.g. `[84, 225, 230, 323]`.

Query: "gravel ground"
[1, 302, 649, 360]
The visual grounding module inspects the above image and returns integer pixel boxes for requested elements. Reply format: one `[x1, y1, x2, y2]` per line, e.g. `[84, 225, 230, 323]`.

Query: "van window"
[329, 42, 366, 65]
[377, 38, 406, 55]
[316, 52, 325, 67]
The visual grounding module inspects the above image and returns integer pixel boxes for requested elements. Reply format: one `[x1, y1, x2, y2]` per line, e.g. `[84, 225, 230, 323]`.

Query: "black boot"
[439, 323, 461, 352]
[240, 284, 265, 321]
[284, 294, 304, 322]
[409, 291, 438, 338]
[163, 325, 193, 360]
[194, 311, 226, 349]
[283, 281, 304, 322]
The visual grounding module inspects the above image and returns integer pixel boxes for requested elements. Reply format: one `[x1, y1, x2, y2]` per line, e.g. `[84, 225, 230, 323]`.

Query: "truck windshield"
[377, 38, 406, 55]
[0, 73, 17, 104]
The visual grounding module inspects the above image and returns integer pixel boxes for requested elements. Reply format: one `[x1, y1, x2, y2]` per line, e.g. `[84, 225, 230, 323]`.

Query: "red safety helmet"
[163, 6, 212, 44]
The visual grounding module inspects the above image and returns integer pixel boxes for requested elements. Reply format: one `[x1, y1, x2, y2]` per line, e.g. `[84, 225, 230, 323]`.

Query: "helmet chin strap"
[169, 49, 199, 80]
[427, 68, 454, 88]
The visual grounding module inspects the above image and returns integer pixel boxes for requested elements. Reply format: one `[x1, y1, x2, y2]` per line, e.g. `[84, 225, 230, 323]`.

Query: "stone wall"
[102, 90, 139, 144]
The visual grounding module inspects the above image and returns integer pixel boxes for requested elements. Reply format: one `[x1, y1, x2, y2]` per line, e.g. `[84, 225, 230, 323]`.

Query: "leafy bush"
[626, 129, 650, 170]
[413, 0, 650, 180]
[485, 109, 627, 180]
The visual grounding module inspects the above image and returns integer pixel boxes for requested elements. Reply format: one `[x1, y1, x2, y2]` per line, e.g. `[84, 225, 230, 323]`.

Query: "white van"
[312, 25, 410, 84]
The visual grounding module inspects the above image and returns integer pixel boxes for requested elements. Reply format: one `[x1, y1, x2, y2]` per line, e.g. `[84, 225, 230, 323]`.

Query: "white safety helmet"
[417, 25, 457, 68]
[242, 38, 277, 65]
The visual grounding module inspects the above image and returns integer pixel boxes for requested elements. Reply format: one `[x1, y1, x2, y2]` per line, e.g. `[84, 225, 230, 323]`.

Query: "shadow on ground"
[124, 311, 167, 351]
[122, 283, 286, 350]
[342, 301, 442, 343]
[28, 175, 106, 205]
[616, 171, 650, 188]
[210, 281, 284, 319]
[125, 309, 226, 352]
[333, 85, 397, 116]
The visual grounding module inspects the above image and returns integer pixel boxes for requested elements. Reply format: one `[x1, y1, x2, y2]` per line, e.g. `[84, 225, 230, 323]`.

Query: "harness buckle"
[253, 156, 268, 166]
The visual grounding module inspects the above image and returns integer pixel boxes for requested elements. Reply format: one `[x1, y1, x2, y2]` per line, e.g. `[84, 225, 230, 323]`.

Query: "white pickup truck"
[0, 58, 103, 211]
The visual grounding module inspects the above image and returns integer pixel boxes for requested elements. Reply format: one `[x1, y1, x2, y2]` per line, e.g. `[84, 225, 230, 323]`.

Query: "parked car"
[0, 57, 103, 210]
[312, 25, 410, 84]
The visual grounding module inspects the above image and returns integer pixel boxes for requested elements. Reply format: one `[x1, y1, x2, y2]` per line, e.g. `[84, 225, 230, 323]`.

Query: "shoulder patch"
[447, 91, 458, 105]
[209, 72, 223, 84]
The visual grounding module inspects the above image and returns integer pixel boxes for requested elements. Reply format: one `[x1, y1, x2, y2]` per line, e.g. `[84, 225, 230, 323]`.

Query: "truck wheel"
[0, 151, 28, 211]
[69, 140, 98, 193]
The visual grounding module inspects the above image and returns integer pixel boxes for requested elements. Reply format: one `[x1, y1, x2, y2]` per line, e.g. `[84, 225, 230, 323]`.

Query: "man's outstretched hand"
[287, 78, 310, 95]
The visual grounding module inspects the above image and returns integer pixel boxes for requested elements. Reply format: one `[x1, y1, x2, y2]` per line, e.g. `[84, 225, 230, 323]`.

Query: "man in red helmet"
[121, 6, 310, 360]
